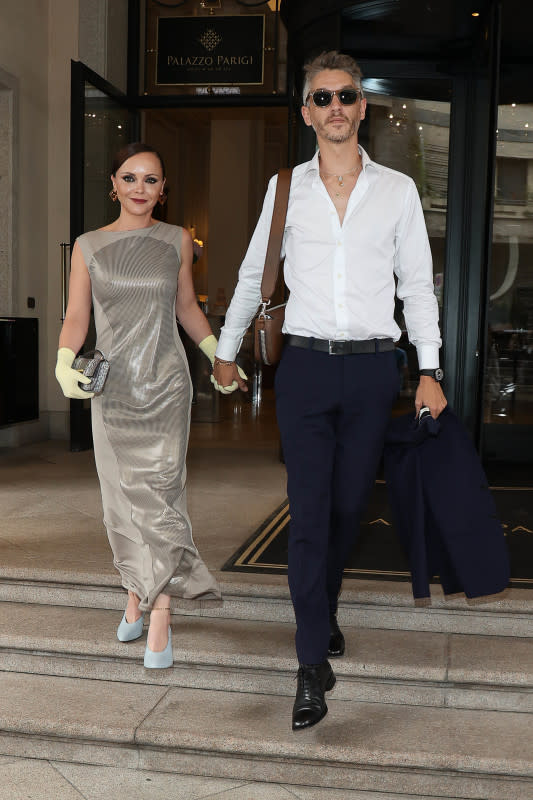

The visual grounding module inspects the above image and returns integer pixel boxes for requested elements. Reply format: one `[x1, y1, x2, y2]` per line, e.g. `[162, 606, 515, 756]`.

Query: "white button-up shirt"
[217, 146, 441, 368]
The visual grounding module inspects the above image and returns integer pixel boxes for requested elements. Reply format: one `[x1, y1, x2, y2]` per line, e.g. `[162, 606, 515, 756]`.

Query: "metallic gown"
[77, 222, 221, 611]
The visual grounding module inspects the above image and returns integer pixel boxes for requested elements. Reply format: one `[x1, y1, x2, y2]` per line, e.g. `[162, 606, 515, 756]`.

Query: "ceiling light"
[472, 11, 480, 17]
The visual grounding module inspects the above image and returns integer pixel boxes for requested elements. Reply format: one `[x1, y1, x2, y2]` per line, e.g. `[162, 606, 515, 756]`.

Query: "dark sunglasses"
[306, 88, 362, 108]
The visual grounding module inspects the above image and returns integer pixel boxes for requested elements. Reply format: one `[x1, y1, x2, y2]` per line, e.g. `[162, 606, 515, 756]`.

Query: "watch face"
[435, 368, 444, 381]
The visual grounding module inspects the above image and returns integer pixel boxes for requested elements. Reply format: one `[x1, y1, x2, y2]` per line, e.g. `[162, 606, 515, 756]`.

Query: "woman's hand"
[55, 347, 94, 399]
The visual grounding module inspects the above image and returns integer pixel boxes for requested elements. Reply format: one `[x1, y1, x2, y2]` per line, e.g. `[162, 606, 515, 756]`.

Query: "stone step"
[0, 570, 532, 637]
[0, 670, 532, 799]
[1, 602, 532, 714]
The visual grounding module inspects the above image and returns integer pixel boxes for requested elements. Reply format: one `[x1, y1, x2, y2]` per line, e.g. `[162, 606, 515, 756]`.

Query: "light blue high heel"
[117, 611, 145, 642]
[144, 626, 173, 669]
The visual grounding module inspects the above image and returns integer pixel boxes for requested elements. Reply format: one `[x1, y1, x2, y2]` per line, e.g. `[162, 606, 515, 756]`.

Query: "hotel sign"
[156, 16, 265, 86]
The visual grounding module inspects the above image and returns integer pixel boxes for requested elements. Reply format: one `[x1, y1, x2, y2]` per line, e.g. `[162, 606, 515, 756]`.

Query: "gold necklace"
[320, 162, 361, 187]
[320, 163, 361, 199]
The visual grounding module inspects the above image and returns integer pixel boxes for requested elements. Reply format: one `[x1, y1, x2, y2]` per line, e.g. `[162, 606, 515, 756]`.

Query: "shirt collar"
[359, 145, 376, 172]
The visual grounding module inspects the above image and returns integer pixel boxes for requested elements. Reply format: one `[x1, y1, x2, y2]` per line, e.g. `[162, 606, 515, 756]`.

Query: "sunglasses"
[306, 88, 362, 108]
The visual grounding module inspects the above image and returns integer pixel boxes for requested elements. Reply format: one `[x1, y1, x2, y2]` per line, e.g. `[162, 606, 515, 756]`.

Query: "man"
[213, 50, 447, 731]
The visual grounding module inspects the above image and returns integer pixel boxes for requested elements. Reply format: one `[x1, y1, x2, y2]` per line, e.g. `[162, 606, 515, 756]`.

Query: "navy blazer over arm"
[383, 408, 510, 601]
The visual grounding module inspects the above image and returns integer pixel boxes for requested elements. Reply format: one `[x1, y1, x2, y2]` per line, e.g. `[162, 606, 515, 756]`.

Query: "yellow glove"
[198, 335, 247, 393]
[55, 347, 95, 399]
[198, 334, 218, 365]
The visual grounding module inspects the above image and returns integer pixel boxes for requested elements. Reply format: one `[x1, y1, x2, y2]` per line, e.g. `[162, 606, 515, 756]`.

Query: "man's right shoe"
[292, 661, 336, 731]
[328, 613, 345, 657]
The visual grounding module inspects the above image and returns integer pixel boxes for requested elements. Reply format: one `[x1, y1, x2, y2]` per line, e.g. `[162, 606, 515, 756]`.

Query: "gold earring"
[158, 191, 167, 206]
[109, 188, 118, 202]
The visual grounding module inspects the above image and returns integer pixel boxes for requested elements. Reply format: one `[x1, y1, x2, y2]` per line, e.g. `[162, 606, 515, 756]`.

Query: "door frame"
[70, 61, 141, 243]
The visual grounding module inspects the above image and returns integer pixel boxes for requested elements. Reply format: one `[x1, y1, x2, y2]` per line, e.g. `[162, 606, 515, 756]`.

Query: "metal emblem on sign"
[198, 28, 222, 52]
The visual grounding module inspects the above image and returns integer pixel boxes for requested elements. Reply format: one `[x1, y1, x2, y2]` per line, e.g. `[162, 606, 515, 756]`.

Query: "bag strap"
[260, 167, 293, 303]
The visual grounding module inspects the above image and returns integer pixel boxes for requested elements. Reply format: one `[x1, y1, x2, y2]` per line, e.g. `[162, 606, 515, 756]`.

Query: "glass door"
[359, 80, 451, 414]
[482, 88, 533, 478]
[69, 61, 139, 451]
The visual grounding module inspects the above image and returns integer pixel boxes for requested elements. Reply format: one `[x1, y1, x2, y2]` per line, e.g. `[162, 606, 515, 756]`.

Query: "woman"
[55, 142, 223, 669]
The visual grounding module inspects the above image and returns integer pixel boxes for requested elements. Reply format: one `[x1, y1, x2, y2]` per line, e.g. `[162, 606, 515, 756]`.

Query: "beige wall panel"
[208, 119, 253, 307]
[0, 0, 79, 444]
[46, 0, 80, 420]
[0, 0, 49, 444]
[80, 0, 128, 93]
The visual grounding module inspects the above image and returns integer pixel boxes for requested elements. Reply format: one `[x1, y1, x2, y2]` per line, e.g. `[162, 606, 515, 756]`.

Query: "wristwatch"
[419, 368, 444, 382]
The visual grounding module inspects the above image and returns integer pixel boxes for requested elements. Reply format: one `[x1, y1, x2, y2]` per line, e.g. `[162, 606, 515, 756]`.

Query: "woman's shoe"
[144, 626, 173, 669]
[116, 611, 145, 642]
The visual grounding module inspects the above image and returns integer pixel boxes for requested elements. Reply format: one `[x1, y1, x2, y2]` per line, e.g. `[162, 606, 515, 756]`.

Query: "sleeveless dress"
[77, 222, 221, 611]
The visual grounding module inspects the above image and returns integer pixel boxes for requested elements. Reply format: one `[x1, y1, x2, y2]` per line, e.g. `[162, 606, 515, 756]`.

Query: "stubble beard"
[314, 115, 358, 144]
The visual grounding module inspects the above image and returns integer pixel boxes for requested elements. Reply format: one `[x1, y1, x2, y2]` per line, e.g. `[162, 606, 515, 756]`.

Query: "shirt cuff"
[416, 344, 440, 370]
[215, 330, 242, 362]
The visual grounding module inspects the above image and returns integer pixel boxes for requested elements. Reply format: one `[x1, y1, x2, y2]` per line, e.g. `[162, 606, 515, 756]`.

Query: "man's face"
[301, 69, 366, 145]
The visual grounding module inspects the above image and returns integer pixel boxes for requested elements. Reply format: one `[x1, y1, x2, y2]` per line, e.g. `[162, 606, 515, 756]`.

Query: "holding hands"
[198, 335, 248, 394]
[212, 358, 248, 394]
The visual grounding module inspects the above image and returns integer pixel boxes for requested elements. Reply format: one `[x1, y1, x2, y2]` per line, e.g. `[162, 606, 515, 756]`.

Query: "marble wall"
[0, 79, 15, 316]
[79, 0, 128, 93]
[0, 0, 80, 445]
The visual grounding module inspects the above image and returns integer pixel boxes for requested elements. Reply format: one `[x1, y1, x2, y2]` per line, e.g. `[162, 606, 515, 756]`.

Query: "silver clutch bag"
[72, 349, 110, 395]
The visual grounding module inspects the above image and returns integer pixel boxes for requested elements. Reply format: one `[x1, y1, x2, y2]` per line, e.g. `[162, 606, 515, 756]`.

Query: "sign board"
[156, 15, 265, 86]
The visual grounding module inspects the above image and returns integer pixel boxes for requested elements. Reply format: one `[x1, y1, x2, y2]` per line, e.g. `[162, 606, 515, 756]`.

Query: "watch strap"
[419, 368, 444, 381]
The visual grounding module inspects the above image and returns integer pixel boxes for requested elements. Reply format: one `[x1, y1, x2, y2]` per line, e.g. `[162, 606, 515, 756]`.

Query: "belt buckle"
[328, 340, 342, 355]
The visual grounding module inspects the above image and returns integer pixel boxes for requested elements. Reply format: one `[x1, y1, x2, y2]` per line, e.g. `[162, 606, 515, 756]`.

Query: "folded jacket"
[384, 408, 510, 600]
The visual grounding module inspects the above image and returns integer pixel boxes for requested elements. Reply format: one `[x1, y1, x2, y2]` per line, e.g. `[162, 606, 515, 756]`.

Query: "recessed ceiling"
[281, 0, 533, 61]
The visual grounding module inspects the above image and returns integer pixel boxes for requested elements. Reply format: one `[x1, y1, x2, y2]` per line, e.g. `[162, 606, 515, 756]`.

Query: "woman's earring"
[109, 188, 118, 202]
[158, 191, 167, 206]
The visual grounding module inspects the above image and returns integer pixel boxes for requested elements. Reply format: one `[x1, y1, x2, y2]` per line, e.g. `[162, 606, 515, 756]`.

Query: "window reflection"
[84, 84, 134, 232]
[485, 103, 533, 426]
[362, 93, 450, 411]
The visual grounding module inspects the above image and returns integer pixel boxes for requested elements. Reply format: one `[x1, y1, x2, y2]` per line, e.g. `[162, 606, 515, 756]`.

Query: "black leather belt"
[285, 335, 395, 355]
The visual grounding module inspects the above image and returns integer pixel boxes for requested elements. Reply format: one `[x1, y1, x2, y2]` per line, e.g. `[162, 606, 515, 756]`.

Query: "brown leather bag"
[254, 168, 293, 365]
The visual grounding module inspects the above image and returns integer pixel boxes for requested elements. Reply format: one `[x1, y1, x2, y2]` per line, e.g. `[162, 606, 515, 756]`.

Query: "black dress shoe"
[292, 660, 336, 731]
[328, 613, 345, 657]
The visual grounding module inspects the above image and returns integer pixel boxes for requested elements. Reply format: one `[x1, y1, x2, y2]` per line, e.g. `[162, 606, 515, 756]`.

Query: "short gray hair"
[302, 51, 364, 105]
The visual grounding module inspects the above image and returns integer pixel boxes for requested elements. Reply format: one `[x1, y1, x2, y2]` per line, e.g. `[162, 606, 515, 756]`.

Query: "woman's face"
[111, 152, 165, 217]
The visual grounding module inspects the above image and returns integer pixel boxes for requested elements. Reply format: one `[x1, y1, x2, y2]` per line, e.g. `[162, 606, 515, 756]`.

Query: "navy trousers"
[275, 344, 400, 665]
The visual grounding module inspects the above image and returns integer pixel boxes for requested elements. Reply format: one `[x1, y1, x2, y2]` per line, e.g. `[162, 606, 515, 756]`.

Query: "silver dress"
[77, 222, 221, 611]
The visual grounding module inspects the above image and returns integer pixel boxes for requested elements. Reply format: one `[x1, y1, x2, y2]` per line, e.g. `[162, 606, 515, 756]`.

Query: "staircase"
[0, 572, 532, 799]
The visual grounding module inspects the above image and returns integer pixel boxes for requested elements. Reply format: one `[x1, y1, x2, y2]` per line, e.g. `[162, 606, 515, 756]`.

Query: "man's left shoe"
[292, 660, 336, 731]
[328, 613, 345, 657]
